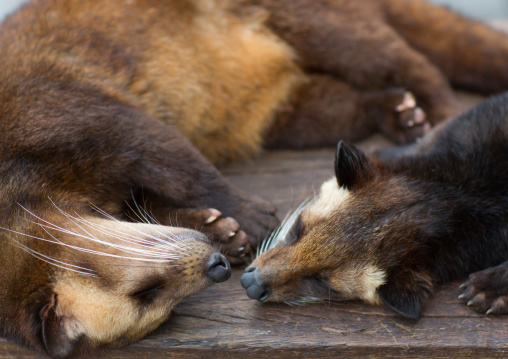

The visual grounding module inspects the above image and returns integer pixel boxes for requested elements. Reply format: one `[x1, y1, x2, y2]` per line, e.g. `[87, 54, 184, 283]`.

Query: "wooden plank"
[223, 148, 335, 215]
[96, 271, 508, 359]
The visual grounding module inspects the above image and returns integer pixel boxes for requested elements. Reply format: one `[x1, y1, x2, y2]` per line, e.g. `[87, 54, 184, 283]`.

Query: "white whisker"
[4, 233, 98, 277]
[257, 198, 312, 257]
[89, 204, 121, 222]
[126, 199, 151, 225]
[284, 295, 322, 306]
[15, 204, 184, 261]
[47, 200, 190, 256]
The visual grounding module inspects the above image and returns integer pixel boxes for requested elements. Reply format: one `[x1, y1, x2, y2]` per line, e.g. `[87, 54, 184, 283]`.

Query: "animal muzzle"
[206, 253, 231, 283]
[240, 267, 270, 301]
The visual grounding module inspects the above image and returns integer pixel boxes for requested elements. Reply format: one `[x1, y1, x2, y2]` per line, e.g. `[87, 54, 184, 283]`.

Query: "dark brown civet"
[242, 93, 508, 319]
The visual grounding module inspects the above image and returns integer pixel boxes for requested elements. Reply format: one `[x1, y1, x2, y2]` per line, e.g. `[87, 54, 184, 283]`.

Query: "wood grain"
[97, 272, 507, 359]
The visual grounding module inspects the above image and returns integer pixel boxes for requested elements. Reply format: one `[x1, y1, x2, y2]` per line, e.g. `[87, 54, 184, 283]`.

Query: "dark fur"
[243, 94, 508, 318]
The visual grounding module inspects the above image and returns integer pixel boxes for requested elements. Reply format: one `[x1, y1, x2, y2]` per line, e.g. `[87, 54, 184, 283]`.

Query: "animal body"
[2, 0, 508, 357]
[241, 93, 508, 319]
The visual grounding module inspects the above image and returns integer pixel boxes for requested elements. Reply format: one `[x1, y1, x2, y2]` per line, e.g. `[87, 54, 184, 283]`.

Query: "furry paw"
[200, 209, 254, 265]
[164, 190, 279, 265]
[458, 261, 508, 315]
[168, 208, 254, 265]
[375, 89, 431, 144]
[228, 191, 280, 253]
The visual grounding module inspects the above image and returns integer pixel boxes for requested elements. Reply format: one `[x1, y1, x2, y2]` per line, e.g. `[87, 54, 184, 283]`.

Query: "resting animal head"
[242, 142, 435, 319]
[0, 203, 230, 358]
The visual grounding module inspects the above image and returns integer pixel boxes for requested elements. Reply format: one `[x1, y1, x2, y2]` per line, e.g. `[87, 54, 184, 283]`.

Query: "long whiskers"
[88, 203, 192, 253]
[0, 200, 199, 278]
[54, 199, 193, 254]
[257, 198, 312, 257]
[2, 228, 99, 277]
[24, 204, 185, 260]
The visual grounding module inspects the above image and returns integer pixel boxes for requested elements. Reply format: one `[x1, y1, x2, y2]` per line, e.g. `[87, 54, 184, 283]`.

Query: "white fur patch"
[329, 264, 386, 304]
[258, 178, 350, 256]
[357, 264, 386, 304]
[305, 178, 350, 219]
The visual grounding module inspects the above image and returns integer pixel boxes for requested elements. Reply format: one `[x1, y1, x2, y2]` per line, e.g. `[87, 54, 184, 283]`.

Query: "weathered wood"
[112, 271, 507, 359]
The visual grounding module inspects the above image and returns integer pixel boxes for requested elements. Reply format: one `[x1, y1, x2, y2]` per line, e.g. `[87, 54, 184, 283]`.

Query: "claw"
[396, 92, 416, 112]
[414, 108, 426, 124]
[205, 209, 222, 224]
[459, 281, 469, 289]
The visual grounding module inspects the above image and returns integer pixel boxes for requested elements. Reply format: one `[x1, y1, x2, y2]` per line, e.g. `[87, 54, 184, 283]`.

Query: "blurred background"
[1, 0, 508, 22]
[430, 0, 508, 19]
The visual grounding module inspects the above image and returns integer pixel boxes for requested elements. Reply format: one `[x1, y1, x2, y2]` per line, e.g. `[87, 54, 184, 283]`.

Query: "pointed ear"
[40, 294, 79, 359]
[378, 268, 433, 319]
[334, 141, 372, 189]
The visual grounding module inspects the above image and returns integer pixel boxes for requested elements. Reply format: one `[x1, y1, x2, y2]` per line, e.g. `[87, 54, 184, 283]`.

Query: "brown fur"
[2, 0, 508, 357]
[243, 95, 508, 318]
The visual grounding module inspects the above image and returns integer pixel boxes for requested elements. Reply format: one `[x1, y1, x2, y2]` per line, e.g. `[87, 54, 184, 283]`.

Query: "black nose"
[206, 253, 231, 283]
[240, 267, 270, 301]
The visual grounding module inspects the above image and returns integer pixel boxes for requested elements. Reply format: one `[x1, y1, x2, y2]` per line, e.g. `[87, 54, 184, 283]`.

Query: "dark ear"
[335, 141, 372, 189]
[378, 268, 433, 319]
[40, 294, 78, 359]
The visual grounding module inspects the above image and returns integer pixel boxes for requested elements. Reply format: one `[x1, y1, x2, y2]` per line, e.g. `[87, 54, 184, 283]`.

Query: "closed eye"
[131, 279, 166, 305]
[286, 217, 303, 245]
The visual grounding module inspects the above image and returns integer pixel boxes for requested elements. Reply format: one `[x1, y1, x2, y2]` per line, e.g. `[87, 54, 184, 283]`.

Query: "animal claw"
[414, 108, 426, 124]
[205, 209, 222, 224]
[395, 92, 416, 112]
